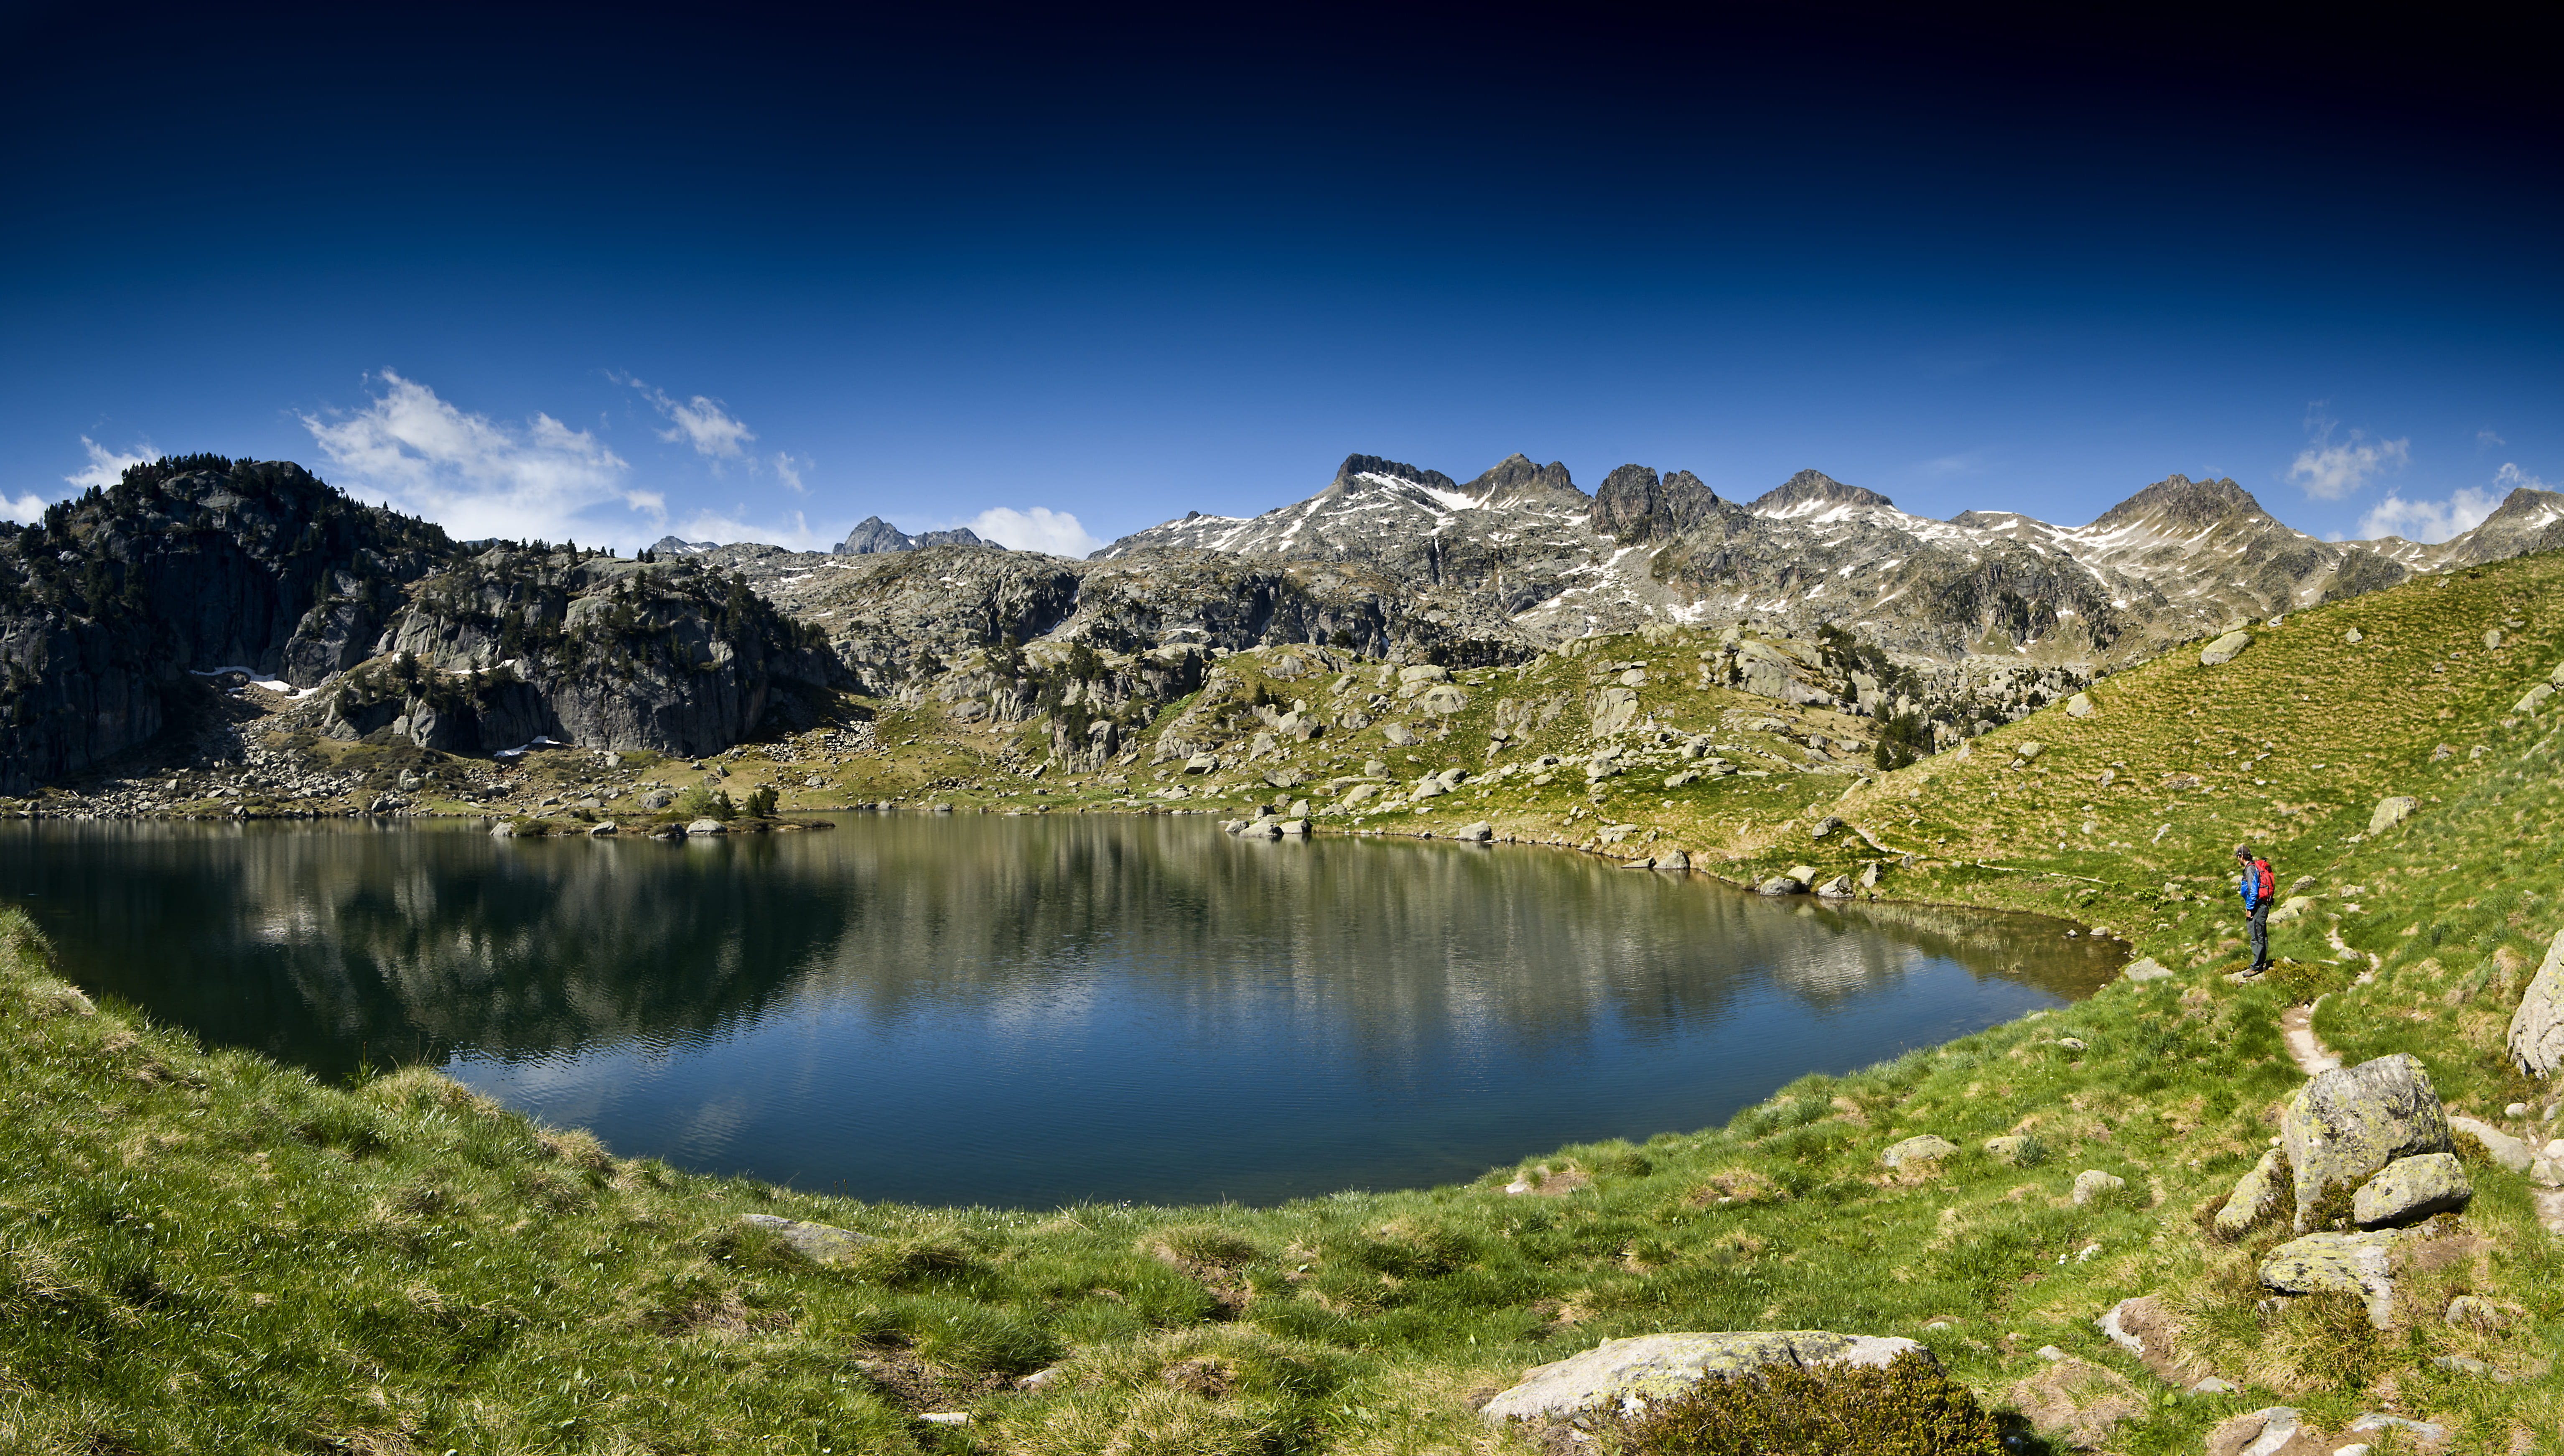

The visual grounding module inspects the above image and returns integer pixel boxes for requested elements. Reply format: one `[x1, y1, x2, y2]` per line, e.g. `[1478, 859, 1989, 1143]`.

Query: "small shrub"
[1610, 1349, 2003, 1456]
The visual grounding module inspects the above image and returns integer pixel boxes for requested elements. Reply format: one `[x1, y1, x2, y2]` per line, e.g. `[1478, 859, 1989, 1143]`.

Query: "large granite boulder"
[2259, 1230, 2404, 1326]
[1478, 1331, 1927, 1423]
[2368, 795, 2419, 835]
[2508, 927, 2564, 1077]
[2200, 630, 2253, 666]
[2353, 1152, 2470, 1227]
[739, 1213, 875, 1262]
[2214, 1149, 2285, 1237]
[2281, 1053, 2452, 1231]
[1880, 1134, 1957, 1169]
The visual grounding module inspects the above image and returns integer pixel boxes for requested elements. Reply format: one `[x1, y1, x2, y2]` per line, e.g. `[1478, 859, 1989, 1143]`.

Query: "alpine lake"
[4, 814, 2121, 1208]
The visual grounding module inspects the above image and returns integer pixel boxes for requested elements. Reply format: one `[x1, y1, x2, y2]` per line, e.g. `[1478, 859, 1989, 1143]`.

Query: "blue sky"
[4, 5, 2556, 555]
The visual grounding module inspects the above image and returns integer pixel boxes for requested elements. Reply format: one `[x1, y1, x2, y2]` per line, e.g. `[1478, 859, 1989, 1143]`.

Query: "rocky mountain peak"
[833, 518, 1002, 555]
[1328, 454, 1460, 496]
[2088, 475, 2269, 533]
[1592, 465, 1721, 543]
[649, 535, 719, 556]
[1464, 454, 1584, 504]
[1748, 469, 1894, 517]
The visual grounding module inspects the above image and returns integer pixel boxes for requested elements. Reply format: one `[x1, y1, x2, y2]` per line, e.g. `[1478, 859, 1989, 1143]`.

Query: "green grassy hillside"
[8, 554, 2564, 1453]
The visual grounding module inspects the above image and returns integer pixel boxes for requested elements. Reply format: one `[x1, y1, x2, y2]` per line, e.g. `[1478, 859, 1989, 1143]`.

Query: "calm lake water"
[3, 815, 2118, 1207]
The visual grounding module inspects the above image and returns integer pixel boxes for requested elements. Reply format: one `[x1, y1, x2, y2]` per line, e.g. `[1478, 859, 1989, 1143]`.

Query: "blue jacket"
[2238, 862, 2267, 911]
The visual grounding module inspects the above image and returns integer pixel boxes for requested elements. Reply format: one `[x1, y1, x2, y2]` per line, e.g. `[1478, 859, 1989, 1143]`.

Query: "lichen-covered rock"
[2368, 796, 2419, 835]
[2448, 1114, 2535, 1173]
[2122, 957, 2172, 983]
[1453, 821, 1492, 843]
[2281, 1053, 2453, 1231]
[685, 818, 727, 836]
[2517, 682, 2554, 715]
[2508, 927, 2564, 1078]
[2200, 630, 2253, 666]
[1755, 875, 1806, 896]
[1478, 1331, 1927, 1423]
[1815, 874, 1855, 898]
[1983, 1135, 2036, 1166]
[1881, 1134, 1957, 1168]
[2259, 1230, 2404, 1327]
[2353, 1152, 2470, 1227]
[2215, 1149, 2285, 1236]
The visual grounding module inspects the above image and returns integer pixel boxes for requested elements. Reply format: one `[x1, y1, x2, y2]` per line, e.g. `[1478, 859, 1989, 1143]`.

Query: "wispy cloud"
[624, 377, 755, 459]
[0, 492, 48, 524]
[302, 370, 659, 544]
[2493, 461, 2550, 492]
[772, 452, 807, 493]
[66, 435, 156, 491]
[2288, 409, 2409, 500]
[2359, 486, 2500, 543]
[964, 506, 1106, 557]
[2479, 428, 2507, 450]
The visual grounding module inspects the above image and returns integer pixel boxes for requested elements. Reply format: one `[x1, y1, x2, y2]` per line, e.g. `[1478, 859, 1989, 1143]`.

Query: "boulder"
[1984, 1135, 2035, 1166]
[1857, 861, 1882, 890]
[1478, 1331, 1927, 1423]
[2281, 1053, 2452, 1230]
[1755, 875, 1806, 896]
[1815, 874, 1855, 897]
[1654, 848, 1688, 869]
[2517, 682, 2554, 715]
[2343, 627, 2363, 644]
[489, 820, 518, 839]
[588, 821, 619, 836]
[2207, 1407, 2308, 1456]
[1417, 684, 1470, 715]
[739, 1213, 875, 1263]
[1810, 815, 1843, 840]
[2200, 630, 2253, 666]
[2448, 1114, 2535, 1173]
[1590, 687, 1641, 737]
[2071, 1169, 2128, 1205]
[1454, 822, 1493, 843]
[2014, 740, 2046, 761]
[2065, 692, 2095, 718]
[2353, 1152, 2470, 1227]
[639, 788, 676, 810]
[2259, 1230, 2404, 1326]
[2214, 1149, 2285, 1237]
[2122, 957, 2173, 983]
[1396, 664, 1449, 685]
[1382, 723, 1418, 747]
[1784, 865, 1819, 885]
[2507, 927, 2564, 1077]
[2485, 627, 2505, 650]
[2350, 1413, 2450, 1444]
[1880, 1134, 1957, 1169]
[2368, 796, 2419, 835]
[685, 818, 727, 836]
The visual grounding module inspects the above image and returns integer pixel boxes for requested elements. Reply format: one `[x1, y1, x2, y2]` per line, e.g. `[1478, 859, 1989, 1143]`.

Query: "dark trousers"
[2248, 901, 2271, 973]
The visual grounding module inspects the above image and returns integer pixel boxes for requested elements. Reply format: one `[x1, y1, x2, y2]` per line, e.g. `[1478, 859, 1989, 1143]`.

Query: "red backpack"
[2253, 858, 2276, 901]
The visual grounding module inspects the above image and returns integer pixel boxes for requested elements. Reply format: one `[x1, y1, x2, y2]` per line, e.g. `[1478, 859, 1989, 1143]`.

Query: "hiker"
[2235, 844, 2274, 976]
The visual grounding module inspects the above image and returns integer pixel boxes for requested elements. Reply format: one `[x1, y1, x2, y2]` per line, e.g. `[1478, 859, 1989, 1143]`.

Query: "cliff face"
[321, 549, 843, 758]
[0, 458, 453, 792]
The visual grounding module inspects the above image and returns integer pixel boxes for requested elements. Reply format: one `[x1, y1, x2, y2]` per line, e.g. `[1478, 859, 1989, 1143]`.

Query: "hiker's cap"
[2233, 845, 2253, 858]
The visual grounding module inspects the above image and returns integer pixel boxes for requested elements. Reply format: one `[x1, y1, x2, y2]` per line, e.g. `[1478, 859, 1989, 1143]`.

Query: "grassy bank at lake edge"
[8, 553, 2564, 1453]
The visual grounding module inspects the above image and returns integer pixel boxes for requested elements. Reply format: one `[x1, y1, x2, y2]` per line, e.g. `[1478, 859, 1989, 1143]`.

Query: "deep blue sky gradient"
[4, 3, 2557, 551]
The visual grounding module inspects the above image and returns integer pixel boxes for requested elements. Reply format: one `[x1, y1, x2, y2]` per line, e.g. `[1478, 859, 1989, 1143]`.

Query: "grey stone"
[2516, 682, 2554, 715]
[2350, 1412, 2449, 1442]
[2200, 630, 2254, 666]
[587, 821, 618, 836]
[2215, 1149, 2285, 1237]
[1983, 1135, 2035, 1166]
[1881, 1134, 1958, 1168]
[2258, 1230, 2403, 1326]
[2368, 795, 2419, 835]
[739, 1212, 876, 1262]
[2066, 691, 2095, 718]
[685, 817, 727, 836]
[489, 820, 519, 838]
[1479, 1331, 1928, 1423]
[1815, 874, 1855, 898]
[2353, 1152, 2470, 1227]
[1755, 875, 1806, 896]
[2122, 957, 2173, 983]
[1654, 848, 1688, 869]
[639, 789, 676, 810]
[2208, 1407, 2303, 1456]
[2281, 1053, 2453, 1231]
[2071, 1169, 2127, 1205]
[2508, 926, 2564, 1077]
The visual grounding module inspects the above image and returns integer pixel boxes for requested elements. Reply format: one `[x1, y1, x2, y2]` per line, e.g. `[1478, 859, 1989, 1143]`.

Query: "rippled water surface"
[4, 815, 2119, 1206]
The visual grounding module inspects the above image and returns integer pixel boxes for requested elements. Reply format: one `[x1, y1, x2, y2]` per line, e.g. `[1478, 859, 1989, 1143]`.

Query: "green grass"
[10, 554, 2564, 1451]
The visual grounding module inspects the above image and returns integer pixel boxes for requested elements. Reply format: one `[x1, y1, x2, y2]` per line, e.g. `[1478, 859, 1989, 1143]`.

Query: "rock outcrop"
[2280, 1054, 2453, 1231]
[1478, 1331, 1926, 1423]
[2508, 927, 2564, 1077]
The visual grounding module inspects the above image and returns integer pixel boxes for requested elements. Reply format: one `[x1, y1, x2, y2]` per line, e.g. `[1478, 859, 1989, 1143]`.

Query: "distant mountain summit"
[833, 517, 1003, 555]
[1094, 451, 2556, 663]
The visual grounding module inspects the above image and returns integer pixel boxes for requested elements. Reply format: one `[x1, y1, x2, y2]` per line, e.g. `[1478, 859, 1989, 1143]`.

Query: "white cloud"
[66, 435, 156, 491]
[2479, 429, 2508, 449]
[965, 506, 1106, 557]
[0, 493, 49, 524]
[2288, 417, 2409, 501]
[671, 508, 830, 552]
[773, 452, 807, 493]
[2493, 461, 2551, 493]
[302, 370, 659, 545]
[2359, 486, 2500, 544]
[626, 377, 755, 459]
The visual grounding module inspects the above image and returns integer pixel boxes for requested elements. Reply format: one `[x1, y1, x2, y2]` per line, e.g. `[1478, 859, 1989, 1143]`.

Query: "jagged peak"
[1329, 454, 1459, 494]
[2086, 474, 2270, 532]
[1463, 453, 1584, 502]
[2465, 485, 2564, 531]
[1749, 469, 1894, 515]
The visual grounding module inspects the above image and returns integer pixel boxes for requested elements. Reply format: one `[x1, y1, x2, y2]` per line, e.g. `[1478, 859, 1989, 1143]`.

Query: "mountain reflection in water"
[2, 815, 2118, 1207]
